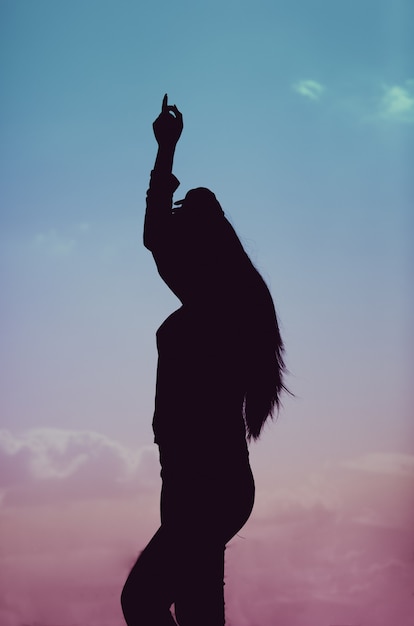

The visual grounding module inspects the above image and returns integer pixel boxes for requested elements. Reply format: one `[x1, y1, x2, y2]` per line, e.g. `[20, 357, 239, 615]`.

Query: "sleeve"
[143, 169, 180, 252]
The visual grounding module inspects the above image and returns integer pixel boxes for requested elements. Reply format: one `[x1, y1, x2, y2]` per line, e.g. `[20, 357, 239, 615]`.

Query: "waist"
[153, 405, 247, 442]
[157, 437, 250, 477]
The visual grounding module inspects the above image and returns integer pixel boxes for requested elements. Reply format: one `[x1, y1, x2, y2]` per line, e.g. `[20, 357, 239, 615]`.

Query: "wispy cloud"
[77, 221, 90, 233]
[34, 228, 77, 256]
[291, 77, 414, 124]
[378, 80, 414, 123]
[292, 79, 325, 101]
[32, 223, 90, 256]
[342, 451, 414, 477]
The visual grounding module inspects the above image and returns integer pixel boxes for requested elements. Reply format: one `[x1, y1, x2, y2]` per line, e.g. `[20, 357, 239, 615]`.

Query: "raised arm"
[144, 95, 183, 250]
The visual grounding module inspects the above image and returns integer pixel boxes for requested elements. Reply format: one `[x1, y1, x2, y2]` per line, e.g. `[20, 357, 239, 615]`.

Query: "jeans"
[121, 460, 255, 626]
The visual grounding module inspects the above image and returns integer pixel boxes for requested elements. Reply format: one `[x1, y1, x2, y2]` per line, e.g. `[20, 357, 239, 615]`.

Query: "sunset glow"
[1, 1, 413, 624]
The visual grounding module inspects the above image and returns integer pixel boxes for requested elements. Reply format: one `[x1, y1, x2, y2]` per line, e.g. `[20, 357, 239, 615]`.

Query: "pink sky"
[1, 427, 413, 626]
[2, 3, 413, 625]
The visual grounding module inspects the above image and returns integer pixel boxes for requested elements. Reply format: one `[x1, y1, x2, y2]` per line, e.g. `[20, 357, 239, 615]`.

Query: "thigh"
[122, 524, 226, 625]
[121, 527, 176, 616]
[173, 540, 226, 626]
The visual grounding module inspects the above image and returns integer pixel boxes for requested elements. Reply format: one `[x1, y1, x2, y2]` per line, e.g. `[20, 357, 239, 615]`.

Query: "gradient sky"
[1, 1, 413, 625]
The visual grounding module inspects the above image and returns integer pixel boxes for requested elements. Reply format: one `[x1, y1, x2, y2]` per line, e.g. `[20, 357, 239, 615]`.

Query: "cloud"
[77, 221, 90, 233]
[34, 228, 77, 256]
[290, 77, 414, 124]
[225, 504, 413, 626]
[292, 79, 325, 101]
[1, 441, 414, 625]
[0, 547, 127, 626]
[342, 451, 414, 477]
[253, 451, 414, 535]
[253, 471, 342, 528]
[378, 80, 414, 123]
[223, 451, 414, 623]
[0, 428, 159, 505]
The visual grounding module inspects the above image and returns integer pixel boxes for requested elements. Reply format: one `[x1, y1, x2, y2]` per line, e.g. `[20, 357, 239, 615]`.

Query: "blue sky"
[1, 0, 412, 456]
[1, 3, 413, 625]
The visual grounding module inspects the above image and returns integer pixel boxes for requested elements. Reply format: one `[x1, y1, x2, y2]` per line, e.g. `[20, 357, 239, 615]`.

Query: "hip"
[160, 458, 255, 542]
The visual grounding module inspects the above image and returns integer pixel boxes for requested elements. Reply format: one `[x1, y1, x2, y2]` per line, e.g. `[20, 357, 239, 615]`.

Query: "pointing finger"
[162, 94, 168, 111]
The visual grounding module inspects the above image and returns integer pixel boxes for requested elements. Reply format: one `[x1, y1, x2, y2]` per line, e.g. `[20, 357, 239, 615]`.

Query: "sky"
[0, 1, 413, 625]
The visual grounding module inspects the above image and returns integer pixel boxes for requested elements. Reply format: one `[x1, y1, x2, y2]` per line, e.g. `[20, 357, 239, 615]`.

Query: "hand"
[152, 94, 183, 148]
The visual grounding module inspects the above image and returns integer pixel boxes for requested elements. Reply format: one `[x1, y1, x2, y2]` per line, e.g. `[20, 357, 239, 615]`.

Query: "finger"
[171, 104, 182, 119]
[162, 94, 168, 111]
[166, 106, 177, 118]
[166, 104, 183, 120]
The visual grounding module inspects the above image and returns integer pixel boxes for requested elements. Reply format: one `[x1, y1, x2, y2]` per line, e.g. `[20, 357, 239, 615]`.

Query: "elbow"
[143, 231, 152, 250]
[143, 216, 153, 250]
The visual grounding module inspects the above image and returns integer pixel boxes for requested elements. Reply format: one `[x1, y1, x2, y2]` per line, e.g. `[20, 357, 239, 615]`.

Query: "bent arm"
[143, 146, 180, 251]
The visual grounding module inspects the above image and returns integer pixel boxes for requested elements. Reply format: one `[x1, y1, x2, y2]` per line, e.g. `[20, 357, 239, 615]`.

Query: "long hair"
[241, 262, 287, 440]
[177, 188, 288, 441]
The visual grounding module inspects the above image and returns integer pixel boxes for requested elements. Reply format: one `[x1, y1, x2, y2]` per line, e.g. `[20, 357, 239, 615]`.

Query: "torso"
[153, 304, 249, 476]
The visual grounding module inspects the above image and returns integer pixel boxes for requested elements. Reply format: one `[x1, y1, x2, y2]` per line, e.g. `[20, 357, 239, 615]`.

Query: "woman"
[121, 95, 287, 626]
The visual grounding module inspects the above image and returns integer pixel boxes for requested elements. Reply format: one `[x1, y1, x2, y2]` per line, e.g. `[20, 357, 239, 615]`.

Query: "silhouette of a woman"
[121, 95, 287, 626]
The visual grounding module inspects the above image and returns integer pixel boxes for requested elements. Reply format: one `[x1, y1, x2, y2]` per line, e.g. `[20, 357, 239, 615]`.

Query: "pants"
[121, 460, 255, 626]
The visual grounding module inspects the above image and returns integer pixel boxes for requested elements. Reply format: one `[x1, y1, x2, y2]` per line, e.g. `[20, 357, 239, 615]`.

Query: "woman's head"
[174, 187, 224, 220]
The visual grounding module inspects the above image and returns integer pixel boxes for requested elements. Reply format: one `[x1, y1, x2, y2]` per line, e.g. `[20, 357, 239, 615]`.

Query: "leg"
[174, 541, 226, 626]
[121, 527, 177, 626]
[159, 462, 255, 626]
